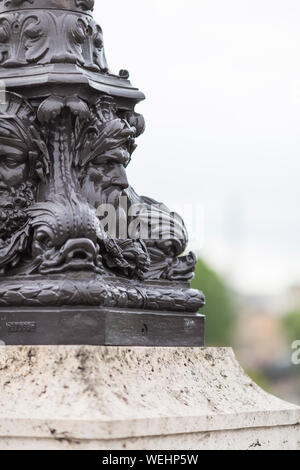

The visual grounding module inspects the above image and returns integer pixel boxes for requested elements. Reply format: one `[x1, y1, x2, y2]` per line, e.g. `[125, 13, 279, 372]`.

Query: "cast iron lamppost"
[0, 0, 205, 346]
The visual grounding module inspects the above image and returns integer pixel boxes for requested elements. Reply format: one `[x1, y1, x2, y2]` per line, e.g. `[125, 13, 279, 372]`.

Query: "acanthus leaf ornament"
[0, 0, 34, 7]
[0, 10, 108, 71]
[0, 1, 94, 12]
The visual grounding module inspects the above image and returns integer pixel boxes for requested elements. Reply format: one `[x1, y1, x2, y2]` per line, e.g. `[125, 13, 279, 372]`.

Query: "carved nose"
[112, 165, 129, 190]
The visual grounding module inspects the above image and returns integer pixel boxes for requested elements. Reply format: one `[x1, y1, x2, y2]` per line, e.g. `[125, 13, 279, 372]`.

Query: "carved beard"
[0, 182, 35, 241]
[81, 176, 125, 208]
[102, 186, 126, 207]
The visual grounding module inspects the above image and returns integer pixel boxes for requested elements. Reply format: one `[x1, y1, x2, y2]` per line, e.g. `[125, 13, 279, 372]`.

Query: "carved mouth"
[39, 238, 103, 275]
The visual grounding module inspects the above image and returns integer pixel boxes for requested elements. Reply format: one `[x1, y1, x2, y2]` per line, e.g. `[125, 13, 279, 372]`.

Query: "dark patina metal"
[0, 0, 205, 346]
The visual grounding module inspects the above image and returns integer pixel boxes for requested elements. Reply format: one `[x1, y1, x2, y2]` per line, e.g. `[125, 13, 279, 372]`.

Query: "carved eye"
[75, 0, 94, 11]
[36, 231, 53, 249]
[105, 162, 115, 170]
[3, 157, 21, 169]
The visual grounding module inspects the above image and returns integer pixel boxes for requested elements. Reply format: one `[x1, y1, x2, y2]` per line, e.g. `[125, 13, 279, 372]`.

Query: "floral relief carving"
[0, 10, 108, 71]
[0, 1, 94, 11]
[0, 0, 34, 8]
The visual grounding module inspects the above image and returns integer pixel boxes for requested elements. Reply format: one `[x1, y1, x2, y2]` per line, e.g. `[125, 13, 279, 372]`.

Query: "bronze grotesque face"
[78, 98, 135, 211]
[0, 93, 49, 273]
[0, 145, 28, 191]
[82, 146, 130, 208]
[0, 149, 35, 241]
[0, 111, 37, 244]
[0, 116, 33, 188]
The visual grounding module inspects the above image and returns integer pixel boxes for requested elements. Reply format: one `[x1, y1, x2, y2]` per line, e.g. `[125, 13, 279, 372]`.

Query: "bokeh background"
[95, 0, 300, 404]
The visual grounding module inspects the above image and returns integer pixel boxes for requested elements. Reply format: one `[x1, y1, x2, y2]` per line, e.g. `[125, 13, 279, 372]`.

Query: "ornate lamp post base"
[0, 274, 205, 345]
[0, 307, 205, 347]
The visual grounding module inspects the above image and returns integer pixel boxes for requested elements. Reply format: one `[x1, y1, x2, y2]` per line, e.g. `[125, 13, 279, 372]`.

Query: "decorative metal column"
[0, 0, 205, 346]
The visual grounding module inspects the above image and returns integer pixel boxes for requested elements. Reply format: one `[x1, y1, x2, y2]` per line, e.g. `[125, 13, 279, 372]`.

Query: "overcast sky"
[94, 0, 300, 296]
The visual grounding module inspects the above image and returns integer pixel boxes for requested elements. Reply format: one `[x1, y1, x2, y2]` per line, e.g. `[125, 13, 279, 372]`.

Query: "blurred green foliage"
[191, 258, 237, 346]
[246, 369, 272, 393]
[282, 310, 300, 343]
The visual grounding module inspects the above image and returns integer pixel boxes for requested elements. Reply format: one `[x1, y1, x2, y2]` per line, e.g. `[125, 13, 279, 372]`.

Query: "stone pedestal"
[0, 346, 299, 450]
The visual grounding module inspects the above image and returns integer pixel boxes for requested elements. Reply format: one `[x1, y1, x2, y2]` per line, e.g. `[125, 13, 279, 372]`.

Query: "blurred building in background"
[192, 259, 300, 405]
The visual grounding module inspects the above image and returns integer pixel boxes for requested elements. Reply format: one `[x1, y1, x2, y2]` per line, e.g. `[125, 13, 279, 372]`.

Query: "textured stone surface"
[0, 346, 299, 450]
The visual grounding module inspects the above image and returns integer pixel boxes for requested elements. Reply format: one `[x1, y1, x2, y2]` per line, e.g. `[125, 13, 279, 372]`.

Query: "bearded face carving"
[81, 147, 130, 208]
[77, 97, 134, 210]
[74, 98, 195, 281]
[0, 93, 49, 272]
[0, 124, 35, 241]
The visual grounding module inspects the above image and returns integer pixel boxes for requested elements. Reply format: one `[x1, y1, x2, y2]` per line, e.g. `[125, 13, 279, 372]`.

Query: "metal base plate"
[0, 307, 205, 347]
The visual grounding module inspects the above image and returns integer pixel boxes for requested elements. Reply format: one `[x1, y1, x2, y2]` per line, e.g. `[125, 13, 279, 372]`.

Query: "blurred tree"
[282, 310, 300, 344]
[191, 258, 237, 346]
